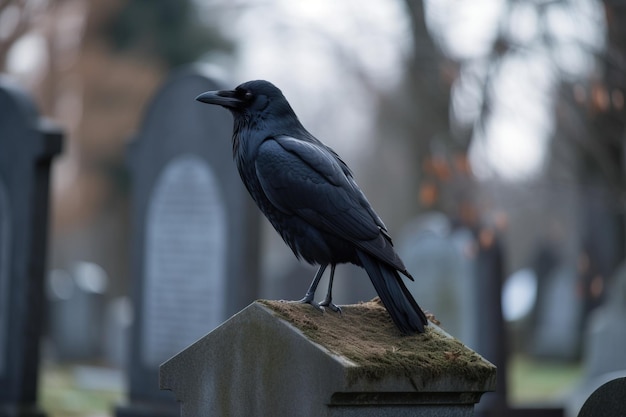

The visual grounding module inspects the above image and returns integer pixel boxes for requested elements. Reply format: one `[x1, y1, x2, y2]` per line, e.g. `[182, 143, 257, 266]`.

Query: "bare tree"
[1, 0, 230, 296]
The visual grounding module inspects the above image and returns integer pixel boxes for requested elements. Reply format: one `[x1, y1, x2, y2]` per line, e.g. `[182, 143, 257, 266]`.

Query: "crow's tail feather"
[357, 250, 428, 334]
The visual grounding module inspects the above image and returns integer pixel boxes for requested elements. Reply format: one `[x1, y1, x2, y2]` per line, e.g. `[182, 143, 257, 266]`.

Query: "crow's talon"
[309, 302, 325, 313]
[319, 300, 342, 314]
[281, 297, 324, 313]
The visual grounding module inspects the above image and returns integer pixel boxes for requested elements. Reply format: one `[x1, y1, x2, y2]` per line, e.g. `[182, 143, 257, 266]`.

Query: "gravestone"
[46, 263, 108, 361]
[117, 67, 260, 417]
[578, 377, 626, 417]
[161, 300, 497, 417]
[0, 77, 63, 417]
[565, 263, 626, 416]
[398, 212, 476, 345]
[530, 265, 584, 361]
[473, 227, 508, 415]
[583, 261, 626, 379]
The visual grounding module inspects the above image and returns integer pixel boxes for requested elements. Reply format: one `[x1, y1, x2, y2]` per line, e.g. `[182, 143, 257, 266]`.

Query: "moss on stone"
[259, 298, 494, 387]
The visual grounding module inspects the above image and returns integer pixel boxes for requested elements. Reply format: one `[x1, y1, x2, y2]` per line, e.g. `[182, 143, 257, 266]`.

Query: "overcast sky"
[206, 0, 605, 180]
[6, 0, 607, 180]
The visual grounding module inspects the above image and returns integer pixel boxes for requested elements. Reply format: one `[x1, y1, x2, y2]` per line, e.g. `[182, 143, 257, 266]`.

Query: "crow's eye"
[244, 92, 253, 100]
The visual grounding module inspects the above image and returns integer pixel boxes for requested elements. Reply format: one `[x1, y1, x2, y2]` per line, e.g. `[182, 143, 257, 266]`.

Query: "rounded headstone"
[578, 377, 626, 417]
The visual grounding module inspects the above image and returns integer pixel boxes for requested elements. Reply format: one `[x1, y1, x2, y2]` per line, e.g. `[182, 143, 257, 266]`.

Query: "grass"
[508, 354, 583, 406]
[39, 362, 124, 417]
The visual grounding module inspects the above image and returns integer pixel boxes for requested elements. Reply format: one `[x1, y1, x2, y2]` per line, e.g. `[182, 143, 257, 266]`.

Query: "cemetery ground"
[39, 362, 124, 417]
[37, 352, 582, 417]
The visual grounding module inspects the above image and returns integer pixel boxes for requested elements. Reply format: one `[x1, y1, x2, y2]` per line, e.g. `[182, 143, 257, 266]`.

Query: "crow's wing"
[255, 135, 406, 271]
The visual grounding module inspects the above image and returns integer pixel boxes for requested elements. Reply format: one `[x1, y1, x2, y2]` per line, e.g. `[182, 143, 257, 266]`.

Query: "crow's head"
[196, 80, 294, 118]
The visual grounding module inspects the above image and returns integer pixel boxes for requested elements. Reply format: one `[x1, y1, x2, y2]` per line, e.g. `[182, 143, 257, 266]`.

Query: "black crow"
[196, 80, 427, 334]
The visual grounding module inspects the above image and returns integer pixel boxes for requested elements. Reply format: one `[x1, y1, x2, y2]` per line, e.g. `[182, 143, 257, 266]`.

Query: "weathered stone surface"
[161, 299, 496, 417]
[117, 66, 259, 417]
[578, 377, 626, 417]
[583, 262, 626, 379]
[0, 77, 63, 417]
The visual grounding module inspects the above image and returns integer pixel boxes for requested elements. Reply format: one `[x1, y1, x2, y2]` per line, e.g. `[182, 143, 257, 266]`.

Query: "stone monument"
[116, 67, 260, 417]
[161, 299, 496, 417]
[578, 377, 626, 417]
[0, 77, 63, 417]
[583, 262, 626, 379]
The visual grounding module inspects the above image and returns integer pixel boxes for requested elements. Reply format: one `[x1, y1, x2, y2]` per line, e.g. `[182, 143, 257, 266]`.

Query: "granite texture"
[160, 300, 496, 417]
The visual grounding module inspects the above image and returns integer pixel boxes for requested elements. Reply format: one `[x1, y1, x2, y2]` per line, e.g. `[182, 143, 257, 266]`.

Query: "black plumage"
[196, 80, 427, 334]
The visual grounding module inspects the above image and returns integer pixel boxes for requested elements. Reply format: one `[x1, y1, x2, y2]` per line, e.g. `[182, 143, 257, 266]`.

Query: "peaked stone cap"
[160, 299, 496, 417]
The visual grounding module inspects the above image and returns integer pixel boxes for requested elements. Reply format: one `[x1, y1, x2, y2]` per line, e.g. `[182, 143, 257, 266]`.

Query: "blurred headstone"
[116, 67, 260, 417]
[450, 225, 481, 348]
[103, 297, 132, 368]
[530, 265, 583, 361]
[525, 229, 563, 350]
[46, 263, 108, 361]
[0, 77, 63, 417]
[566, 370, 626, 417]
[577, 377, 626, 417]
[398, 213, 476, 345]
[583, 262, 626, 379]
[473, 226, 508, 414]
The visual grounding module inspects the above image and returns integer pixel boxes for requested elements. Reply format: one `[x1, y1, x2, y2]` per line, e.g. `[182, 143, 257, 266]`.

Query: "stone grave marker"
[583, 261, 626, 379]
[473, 226, 508, 414]
[398, 212, 476, 345]
[565, 263, 626, 415]
[530, 265, 584, 361]
[46, 263, 108, 361]
[161, 300, 497, 417]
[0, 77, 63, 417]
[578, 377, 626, 417]
[116, 67, 259, 417]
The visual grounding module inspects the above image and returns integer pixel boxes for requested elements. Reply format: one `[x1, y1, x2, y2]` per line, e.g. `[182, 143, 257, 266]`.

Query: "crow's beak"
[195, 90, 241, 108]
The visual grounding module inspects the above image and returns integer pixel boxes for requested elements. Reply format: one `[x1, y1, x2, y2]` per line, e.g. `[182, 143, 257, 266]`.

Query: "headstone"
[566, 371, 626, 417]
[160, 300, 497, 417]
[0, 77, 63, 417]
[116, 67, 260, 417]
[583, 261, 626, 379]
[473, 227, 508, 414]
[530, 265, 584, 361]
[578, 377, 626, 417]
[46, 263, 108, 361]
[398, 212, 476, 346]
[565, 264, 626, 416]
[450, 225, 481, 349]
[103, 296, 132, 368]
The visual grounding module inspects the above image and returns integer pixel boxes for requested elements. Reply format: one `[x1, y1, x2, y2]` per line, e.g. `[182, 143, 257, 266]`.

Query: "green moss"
[259, 298, 494, 386]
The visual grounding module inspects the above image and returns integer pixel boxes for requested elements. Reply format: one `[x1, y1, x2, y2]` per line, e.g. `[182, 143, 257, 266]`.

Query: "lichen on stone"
[259, 298, 494, 386]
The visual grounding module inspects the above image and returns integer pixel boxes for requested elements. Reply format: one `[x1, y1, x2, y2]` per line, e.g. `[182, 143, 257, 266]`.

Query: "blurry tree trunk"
[575, 1, 626, 292]
[553, 1, 626, 305]
[597, 1, 626, 262]
[370, 0, 469, 226]
[402, 0, 455, 153]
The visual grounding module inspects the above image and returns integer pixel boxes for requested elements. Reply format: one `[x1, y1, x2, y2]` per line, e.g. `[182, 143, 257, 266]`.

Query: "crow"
[196, 80, 428, 334]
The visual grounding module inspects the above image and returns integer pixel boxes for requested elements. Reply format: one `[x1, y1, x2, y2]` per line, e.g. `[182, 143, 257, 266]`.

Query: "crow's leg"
[283, 264, 327, 312]
[319, 264, 341, 313]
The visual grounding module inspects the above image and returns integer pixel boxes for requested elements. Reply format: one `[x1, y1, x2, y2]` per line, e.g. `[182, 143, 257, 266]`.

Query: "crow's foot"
[319, 298, 342, 314]
[280, 294, 324, 313]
